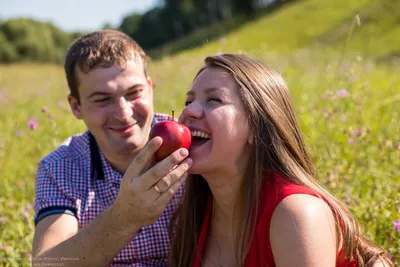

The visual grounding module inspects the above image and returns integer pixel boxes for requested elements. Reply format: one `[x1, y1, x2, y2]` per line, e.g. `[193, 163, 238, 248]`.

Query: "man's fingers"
[149, 157, 192, 194]
[123, 137, 163, 183]
[142, 149, 191, 190]
[153, 172, 188, 206]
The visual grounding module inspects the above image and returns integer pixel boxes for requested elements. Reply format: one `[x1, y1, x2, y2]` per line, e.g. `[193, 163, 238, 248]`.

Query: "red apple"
[149, 110, 192, 162]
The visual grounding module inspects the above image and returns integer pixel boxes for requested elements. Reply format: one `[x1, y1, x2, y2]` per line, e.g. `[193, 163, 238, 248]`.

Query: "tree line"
[0, 0, 290, 64]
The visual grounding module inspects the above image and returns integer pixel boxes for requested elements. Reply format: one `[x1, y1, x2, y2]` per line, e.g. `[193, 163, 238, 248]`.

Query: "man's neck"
[106, 154, 135, 174]
[100, 145, 141, 174]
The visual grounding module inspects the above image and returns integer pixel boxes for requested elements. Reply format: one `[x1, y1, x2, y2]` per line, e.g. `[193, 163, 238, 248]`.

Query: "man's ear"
[68, 94, 82, 120]
[147, 76, 153, 95]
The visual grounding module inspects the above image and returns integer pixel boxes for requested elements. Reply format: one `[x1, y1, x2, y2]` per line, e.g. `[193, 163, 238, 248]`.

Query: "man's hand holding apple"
[112, 113, 192, 233]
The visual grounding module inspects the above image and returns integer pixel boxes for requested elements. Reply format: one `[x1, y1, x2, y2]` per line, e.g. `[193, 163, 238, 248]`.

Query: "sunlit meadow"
[1, 0, 399, 266]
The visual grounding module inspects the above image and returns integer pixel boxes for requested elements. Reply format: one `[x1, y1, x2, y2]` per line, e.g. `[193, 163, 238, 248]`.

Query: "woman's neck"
[205, 170, 244, 223]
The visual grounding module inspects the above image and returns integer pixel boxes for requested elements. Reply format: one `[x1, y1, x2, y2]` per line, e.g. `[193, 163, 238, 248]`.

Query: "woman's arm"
[270, 194, 338, 267]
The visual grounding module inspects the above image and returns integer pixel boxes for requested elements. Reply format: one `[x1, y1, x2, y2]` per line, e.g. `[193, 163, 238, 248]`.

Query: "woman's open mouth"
[190, 130, 211, 148]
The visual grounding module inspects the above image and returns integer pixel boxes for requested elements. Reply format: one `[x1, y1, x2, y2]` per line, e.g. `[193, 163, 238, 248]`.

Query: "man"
[31, 30, 192, 266]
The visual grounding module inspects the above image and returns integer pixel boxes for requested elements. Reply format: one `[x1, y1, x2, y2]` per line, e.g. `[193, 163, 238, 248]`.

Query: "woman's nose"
[181, 101, 203, 121]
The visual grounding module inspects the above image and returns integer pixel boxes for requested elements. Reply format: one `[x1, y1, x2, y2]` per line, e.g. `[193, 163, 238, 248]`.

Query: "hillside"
[149, 0, 400, 61]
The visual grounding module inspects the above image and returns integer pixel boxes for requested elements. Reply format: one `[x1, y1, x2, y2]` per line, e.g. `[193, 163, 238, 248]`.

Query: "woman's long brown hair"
[168, 53, 394, 267]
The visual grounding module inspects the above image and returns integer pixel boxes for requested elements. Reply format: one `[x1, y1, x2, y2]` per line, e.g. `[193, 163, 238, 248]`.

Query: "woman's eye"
[207, 98, 221, 103]
[185, 100, 193, 106]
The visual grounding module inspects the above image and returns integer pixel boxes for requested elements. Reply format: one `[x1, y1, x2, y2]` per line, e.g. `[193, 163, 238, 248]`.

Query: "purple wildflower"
[348, 137, 354, 145]
[351, 128, 361, 137]
[336, 89, 350, 98]
[393, 219, 400, 233]
[397, 142, 400, 150]
[28, 119, 38, 131]
[22, 209, 29, 217]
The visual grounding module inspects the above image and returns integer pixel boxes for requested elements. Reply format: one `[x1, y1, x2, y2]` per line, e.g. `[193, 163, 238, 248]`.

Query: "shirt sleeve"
[33, 161, 79, 225]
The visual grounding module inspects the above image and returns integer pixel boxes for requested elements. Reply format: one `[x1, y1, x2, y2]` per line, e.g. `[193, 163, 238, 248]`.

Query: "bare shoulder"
[270, 194, 337, 267]
[272, 194, 335, 222]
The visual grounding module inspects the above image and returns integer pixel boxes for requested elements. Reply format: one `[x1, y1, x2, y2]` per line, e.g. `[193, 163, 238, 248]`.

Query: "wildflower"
[397, 142, 400, 150]
[336, 89, 350, 98]
[385, 140, 393, 149]
[28, 119, 38, 131]
[41, 106, 48, 113]
[22, 209, 29, 217]
[0, 243, 9, 251]
[57, 101, 66, 109]
[16, 130, 24, 137]
[26, 203, 33, 210]
[348, 137, 354, 145]
[393, 219, 400, 233]
[322, 91, 330, 99]
[351, 128, 361, 137]
[0, 217, 7, 223]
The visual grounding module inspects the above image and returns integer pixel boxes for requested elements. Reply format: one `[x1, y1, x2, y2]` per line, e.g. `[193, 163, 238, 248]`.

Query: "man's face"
[68, 58, 154, 157]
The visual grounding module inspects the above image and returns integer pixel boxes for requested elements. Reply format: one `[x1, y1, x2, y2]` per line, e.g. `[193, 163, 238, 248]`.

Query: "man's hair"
[64, 30, 148, 104]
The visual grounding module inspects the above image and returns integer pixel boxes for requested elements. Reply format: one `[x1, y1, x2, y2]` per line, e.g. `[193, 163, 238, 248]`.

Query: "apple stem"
[172, 110, 174, 121]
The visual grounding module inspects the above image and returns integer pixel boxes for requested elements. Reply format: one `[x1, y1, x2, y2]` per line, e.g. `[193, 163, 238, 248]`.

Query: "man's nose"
[114, 98, 133, 121]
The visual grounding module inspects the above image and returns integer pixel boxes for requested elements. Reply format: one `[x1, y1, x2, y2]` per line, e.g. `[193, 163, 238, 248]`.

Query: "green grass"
[1, 0, 399, 265]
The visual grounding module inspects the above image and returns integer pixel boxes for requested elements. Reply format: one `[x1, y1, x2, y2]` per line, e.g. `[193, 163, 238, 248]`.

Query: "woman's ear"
[248, 128, 255, 145]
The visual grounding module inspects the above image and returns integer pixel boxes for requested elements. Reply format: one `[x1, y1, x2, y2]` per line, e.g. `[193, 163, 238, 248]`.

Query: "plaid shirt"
[34, 113, 183, 266]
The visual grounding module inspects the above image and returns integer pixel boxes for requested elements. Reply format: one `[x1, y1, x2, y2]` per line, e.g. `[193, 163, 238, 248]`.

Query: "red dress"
[191, 171, 357, 267]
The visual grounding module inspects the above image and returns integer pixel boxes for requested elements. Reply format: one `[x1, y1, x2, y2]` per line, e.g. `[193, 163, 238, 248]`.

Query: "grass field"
[0, 0, 399, 266]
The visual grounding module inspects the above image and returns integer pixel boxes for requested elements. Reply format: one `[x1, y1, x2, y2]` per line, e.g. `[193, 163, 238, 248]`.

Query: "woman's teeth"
[191, 131, 211, 139]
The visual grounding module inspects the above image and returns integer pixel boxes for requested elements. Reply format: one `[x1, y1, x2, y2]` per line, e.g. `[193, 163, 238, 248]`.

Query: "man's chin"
[110, 137, 146, 154]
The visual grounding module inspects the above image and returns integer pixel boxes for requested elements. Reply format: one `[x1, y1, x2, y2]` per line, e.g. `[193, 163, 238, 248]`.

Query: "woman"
[168, 54, 394, 266]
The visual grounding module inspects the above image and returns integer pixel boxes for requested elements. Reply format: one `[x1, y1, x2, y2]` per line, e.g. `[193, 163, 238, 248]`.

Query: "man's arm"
[32, 137, 191, 267]
[32, 206, 140, 266]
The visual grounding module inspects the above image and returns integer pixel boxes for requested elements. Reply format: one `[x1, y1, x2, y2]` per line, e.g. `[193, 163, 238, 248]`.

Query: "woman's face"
[180, 67, 252, 179]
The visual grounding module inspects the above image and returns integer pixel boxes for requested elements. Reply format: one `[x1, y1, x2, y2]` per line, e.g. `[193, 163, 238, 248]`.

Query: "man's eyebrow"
[126, 84, 146, 91]
[87, 84, 146, 99]
[87, 91, 112, 99]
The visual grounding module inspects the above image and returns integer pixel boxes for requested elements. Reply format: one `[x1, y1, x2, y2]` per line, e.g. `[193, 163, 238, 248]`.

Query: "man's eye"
[126, 90, 142, 99]
[185, 100, 193, 106]
[93, 97, 111, 103]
